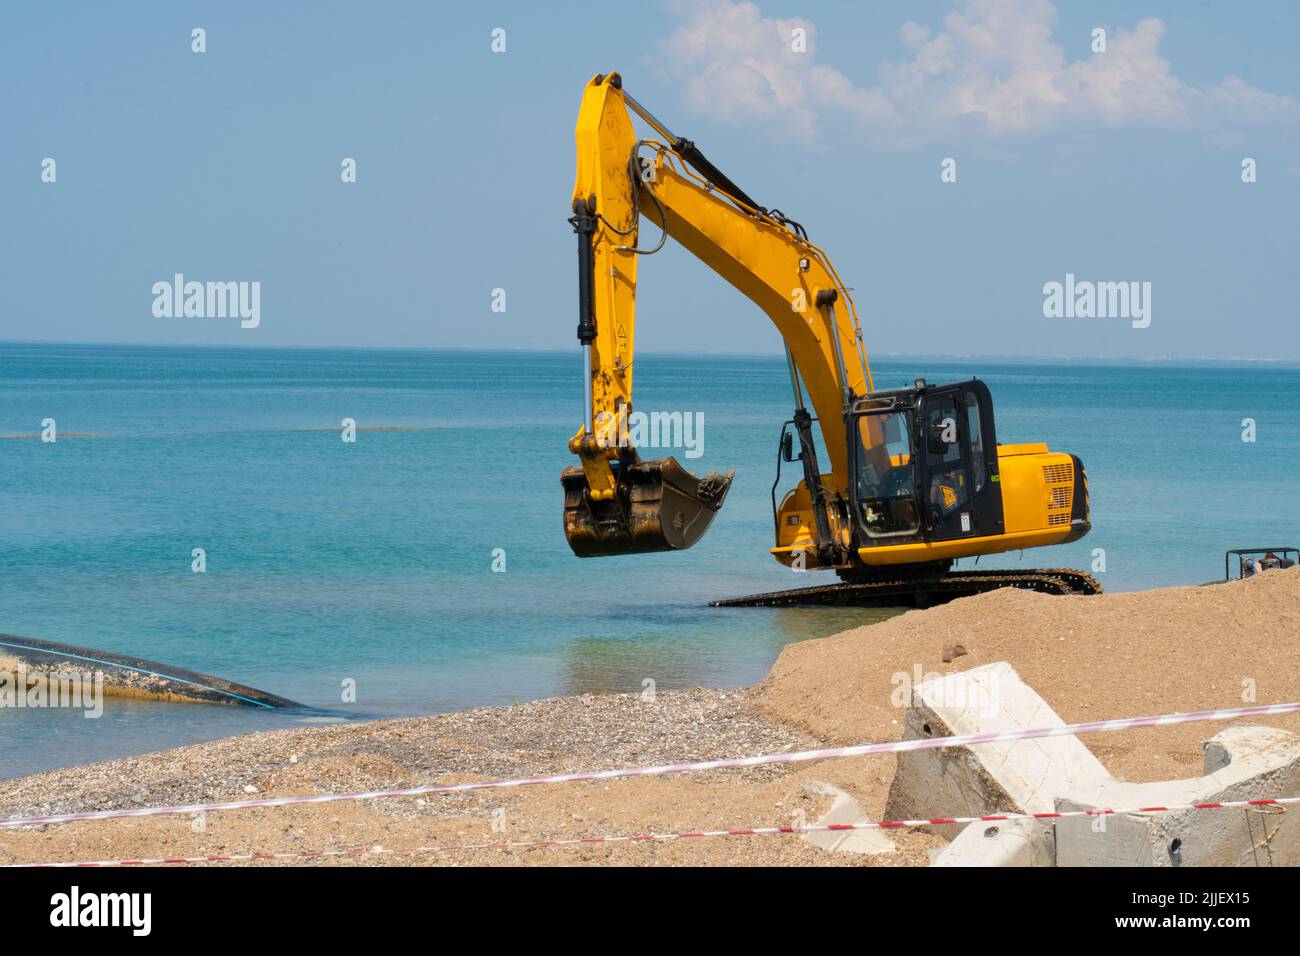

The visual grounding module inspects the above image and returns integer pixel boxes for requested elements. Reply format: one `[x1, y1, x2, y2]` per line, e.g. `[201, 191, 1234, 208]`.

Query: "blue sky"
[2, 1, 1298, 358]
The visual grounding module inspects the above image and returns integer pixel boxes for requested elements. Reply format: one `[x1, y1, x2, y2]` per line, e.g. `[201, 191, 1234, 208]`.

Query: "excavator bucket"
[562, 457, 735, 557]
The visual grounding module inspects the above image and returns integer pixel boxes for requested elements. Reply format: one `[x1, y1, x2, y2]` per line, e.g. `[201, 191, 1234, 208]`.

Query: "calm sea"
[1, 344, 1297, 778]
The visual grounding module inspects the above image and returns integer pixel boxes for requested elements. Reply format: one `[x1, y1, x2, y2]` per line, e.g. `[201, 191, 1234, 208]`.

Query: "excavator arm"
[563, 71, 876, 560]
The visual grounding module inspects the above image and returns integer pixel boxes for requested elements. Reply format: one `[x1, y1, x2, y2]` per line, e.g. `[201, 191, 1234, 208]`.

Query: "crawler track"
[711, 568, 1102, 609]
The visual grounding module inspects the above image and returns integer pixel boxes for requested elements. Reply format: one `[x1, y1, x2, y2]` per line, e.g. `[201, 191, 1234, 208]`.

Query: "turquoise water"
[2, 344, 1298, 778]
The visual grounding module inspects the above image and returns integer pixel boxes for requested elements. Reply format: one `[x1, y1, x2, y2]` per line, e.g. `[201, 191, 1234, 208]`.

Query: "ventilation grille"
[1043, 462, 1073, 523]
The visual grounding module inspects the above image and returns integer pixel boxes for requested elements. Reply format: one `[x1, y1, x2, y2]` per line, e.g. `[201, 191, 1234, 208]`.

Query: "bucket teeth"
[562, 458, 734, 557]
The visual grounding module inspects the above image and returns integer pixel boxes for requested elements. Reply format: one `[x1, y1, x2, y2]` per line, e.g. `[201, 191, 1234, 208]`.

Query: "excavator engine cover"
[562, 457, 734, 557]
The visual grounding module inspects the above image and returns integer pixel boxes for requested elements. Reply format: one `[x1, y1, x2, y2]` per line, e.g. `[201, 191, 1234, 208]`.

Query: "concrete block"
[890, 662, 1300, 866]
[1055, 725, 1300, 867]
[886, 661, 1110, 839]
[932, 817, 1055, 867]
[801, 782, 895, 855]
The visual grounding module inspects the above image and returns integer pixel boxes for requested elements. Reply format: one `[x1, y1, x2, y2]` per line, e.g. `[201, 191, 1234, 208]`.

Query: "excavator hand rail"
[770, 416, 817, 540]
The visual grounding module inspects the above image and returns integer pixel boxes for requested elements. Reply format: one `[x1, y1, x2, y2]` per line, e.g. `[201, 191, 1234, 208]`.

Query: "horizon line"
[1, 339, 1298, 366]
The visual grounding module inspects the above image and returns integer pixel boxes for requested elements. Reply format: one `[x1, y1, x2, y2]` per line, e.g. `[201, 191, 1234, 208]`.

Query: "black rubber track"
[711, 568, 1102, 609]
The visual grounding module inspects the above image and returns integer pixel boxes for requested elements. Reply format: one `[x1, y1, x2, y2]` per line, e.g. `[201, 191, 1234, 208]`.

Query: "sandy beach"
[2, 568, 1298, 868]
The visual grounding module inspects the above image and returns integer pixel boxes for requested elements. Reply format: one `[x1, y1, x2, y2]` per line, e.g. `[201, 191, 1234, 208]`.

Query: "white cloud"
[653, 0, 1298, 144]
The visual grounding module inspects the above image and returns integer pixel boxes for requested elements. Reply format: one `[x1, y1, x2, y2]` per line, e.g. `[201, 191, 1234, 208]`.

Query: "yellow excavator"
[561, 73, 1097, 606]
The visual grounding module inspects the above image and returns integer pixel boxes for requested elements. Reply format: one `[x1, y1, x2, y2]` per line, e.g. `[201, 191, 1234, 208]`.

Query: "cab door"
[920, 389, 976, 540]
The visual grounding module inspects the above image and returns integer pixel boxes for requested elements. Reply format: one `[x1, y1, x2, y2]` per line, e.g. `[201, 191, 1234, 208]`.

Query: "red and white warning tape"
[2, 699, 1295, 830]
[4, 796, 1293, 868]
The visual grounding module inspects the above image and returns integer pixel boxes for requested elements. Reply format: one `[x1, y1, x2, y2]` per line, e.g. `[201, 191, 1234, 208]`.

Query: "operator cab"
[849, 379, 1003, 546]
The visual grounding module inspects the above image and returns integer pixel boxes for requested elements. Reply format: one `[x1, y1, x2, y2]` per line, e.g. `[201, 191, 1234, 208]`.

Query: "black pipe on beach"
[0, 634, 303, 709]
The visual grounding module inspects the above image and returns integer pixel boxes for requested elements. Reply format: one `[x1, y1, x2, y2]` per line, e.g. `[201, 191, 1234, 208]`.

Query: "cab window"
[965, 390, 985, 493]
[854, 411, 919, 537]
